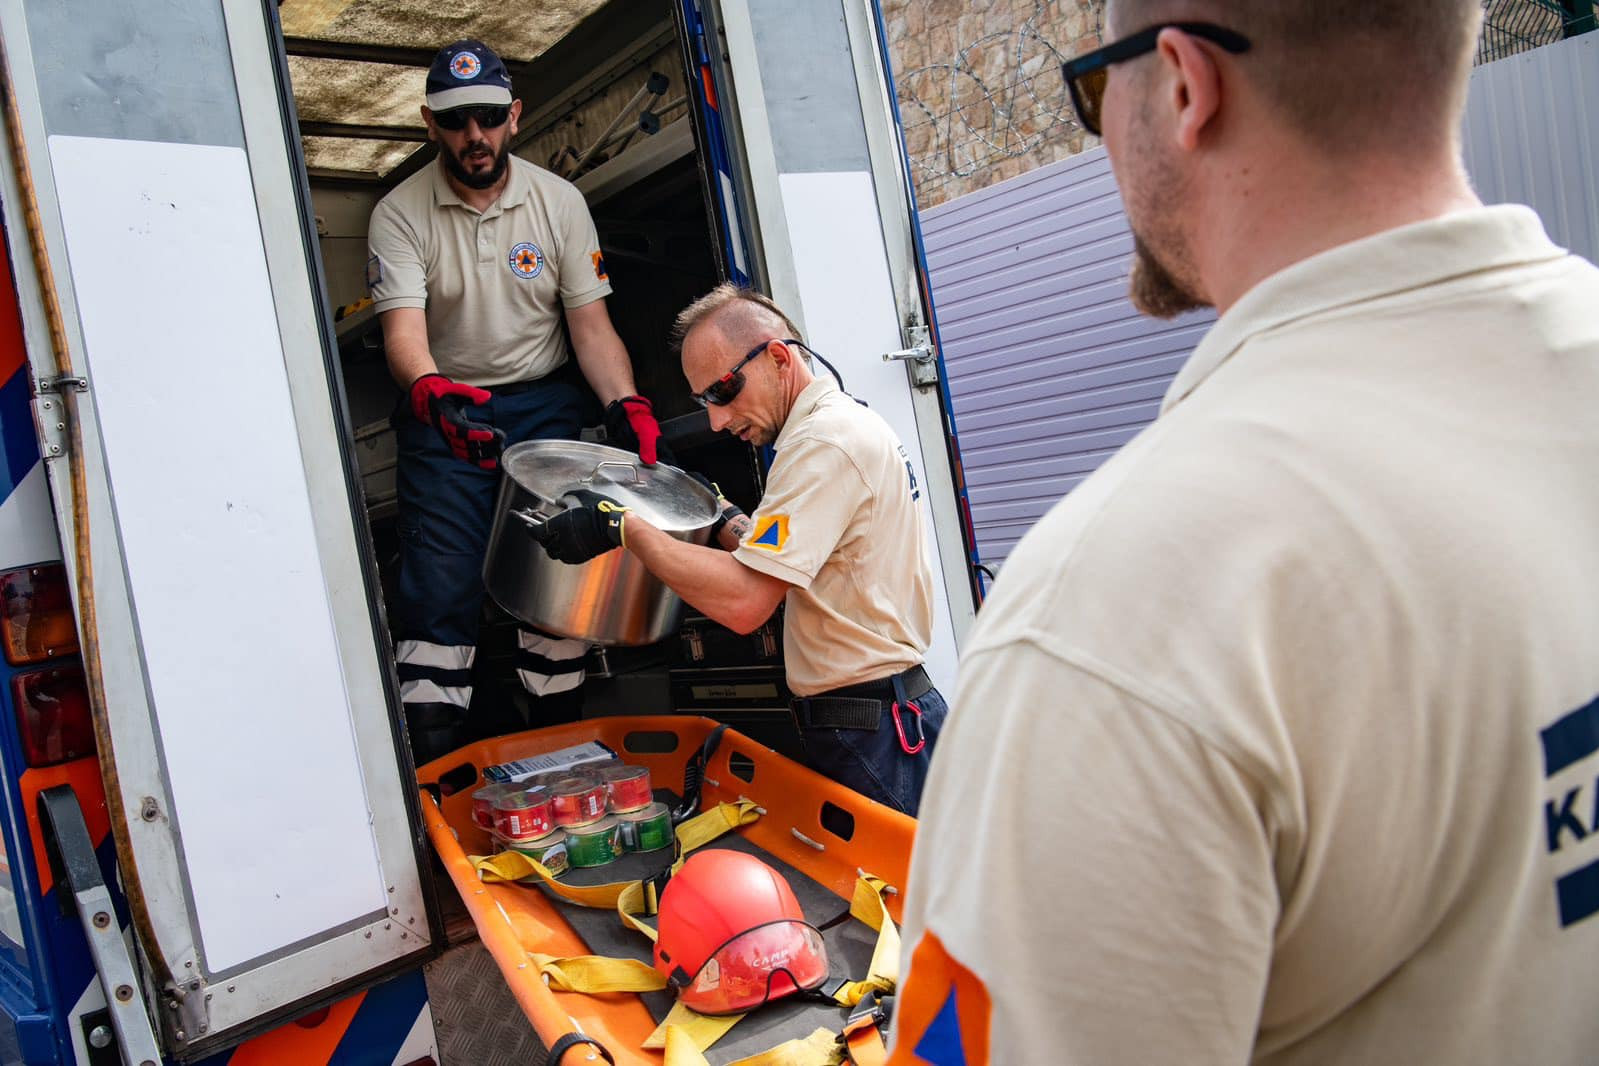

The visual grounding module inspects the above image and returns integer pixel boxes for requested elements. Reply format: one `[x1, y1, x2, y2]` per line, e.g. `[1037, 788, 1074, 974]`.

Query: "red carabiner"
[890, 700, 926, 755]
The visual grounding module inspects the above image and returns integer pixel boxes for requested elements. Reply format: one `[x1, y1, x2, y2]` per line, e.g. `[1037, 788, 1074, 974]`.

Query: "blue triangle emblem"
[753, 521, 781, 547]
[913, 987, 966, 1064]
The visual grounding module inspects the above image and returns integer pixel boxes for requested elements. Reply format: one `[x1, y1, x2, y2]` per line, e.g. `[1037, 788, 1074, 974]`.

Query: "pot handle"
[511, 507, 549, 537]
[583, 460, 640, 484]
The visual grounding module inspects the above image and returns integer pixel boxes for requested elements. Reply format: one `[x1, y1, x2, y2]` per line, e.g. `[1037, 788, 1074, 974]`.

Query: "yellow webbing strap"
[528, 951, 667, 994]
[470, 799, 761, 900]
[664, 1024, 844, 1066]
[825, 873, 900, 1009]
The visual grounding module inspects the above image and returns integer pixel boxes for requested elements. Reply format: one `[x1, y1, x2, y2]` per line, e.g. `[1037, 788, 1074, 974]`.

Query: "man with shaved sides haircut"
[536, 285, 947, 815]
[891, 0, 1599, 1062]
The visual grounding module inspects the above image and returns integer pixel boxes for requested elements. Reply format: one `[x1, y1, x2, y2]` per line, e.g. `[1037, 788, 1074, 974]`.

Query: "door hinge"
[882, 325, 939, 389]
[33, 374, 88, 462]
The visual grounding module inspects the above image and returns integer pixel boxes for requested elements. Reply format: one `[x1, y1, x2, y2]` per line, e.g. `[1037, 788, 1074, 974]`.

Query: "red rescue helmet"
[653, 849, 830, 1015]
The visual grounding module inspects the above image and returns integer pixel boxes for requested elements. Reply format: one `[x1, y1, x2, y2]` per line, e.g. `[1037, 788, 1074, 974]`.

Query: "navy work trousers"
[392, 377, 588, 763]
[798, 685, 948, 816]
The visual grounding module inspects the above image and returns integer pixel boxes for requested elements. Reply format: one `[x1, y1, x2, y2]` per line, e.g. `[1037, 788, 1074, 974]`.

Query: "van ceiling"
[278, 0, 613, 181]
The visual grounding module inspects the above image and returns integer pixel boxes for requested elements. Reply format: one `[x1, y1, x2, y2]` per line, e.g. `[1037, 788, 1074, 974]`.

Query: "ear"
[507, 98, 523, 137]
[1155, 27, 1223, 152]
[420, 105, 438, 143]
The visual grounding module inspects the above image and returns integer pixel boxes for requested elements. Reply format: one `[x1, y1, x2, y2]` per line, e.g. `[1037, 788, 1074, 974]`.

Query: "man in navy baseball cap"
[422, 39, 517, 189]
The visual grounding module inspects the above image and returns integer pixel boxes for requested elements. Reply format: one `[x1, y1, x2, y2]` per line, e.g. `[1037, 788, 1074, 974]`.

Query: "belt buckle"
[890, 699, 925, 755]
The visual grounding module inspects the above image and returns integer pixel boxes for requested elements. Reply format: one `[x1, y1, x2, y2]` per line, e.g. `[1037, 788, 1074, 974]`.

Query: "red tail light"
[1, 565, 79, 665]
[10, 662, 95, 767]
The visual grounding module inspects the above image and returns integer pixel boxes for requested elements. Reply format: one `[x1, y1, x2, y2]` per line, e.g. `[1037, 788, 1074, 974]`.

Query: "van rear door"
[680, 0, 982, 688]
[0, 0, 432, 1056]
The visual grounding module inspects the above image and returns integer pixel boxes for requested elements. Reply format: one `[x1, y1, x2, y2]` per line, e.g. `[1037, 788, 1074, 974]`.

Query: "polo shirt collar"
[429, 155, 527, 216]
[1161, 204, 1564, 413]
[775, 377, 838, 452]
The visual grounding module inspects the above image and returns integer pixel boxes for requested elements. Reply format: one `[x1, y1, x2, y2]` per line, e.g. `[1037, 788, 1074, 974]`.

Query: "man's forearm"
[572, 332, 635, 405]
[624, 518, 783, 634]
[380, 307, 438, 389]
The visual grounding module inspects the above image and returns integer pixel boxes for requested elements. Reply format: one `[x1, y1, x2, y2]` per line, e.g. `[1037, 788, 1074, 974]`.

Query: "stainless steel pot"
[482, 440, 719, 645]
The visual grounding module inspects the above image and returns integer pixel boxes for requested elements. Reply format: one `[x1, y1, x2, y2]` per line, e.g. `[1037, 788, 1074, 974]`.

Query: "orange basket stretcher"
[415, 715, 915, 1064]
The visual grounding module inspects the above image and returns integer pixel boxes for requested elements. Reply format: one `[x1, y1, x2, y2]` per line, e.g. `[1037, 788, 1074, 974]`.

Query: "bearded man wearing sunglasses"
[367, 40, 666, 762]
[535, 285, 948, 815]
[887, 2, 1599, 1064]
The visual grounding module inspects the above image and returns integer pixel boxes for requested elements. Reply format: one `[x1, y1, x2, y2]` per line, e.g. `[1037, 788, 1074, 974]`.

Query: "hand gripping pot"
[652, 850, 830, 1015]
[483, 440, 719, 645]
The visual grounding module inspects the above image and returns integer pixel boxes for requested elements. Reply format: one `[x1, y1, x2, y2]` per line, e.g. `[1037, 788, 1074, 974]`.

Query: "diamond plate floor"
[425, 938, 548, 1066]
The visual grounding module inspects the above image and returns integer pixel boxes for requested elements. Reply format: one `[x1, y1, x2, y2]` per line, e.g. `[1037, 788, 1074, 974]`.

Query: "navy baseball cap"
[425, 40, 513, 112]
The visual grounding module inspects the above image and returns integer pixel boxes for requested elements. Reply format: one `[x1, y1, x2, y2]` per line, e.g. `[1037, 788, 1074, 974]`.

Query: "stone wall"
[882, 0, 1105, 209]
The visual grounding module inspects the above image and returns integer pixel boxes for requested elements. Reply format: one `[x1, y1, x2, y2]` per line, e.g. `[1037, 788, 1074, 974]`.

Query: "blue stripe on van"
[0, 367, 38, 503]
[326, 970, 429, 1066]
[1541, 694, 1599, 777]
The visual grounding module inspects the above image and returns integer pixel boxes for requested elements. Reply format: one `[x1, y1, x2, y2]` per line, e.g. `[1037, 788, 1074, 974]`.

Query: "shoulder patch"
[365, 255, 382, 291]
[591, 250, 608, 281]
[746, 514, 789, 552]
[888, 932, 991, 1065]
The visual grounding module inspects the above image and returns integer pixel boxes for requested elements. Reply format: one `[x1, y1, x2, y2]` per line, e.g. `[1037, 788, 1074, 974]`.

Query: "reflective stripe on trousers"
[516, 628, 588, 696]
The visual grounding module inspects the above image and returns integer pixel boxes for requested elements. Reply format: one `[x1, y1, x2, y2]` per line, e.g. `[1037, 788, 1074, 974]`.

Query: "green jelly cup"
[617, 802, 673, 853]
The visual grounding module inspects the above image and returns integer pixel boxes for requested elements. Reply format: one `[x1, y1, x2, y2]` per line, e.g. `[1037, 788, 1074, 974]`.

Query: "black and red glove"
[604, 394, 672, 466]
[409, 373, 505, 470]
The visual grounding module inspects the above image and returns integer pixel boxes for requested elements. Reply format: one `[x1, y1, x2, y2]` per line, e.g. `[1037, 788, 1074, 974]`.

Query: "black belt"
[791, 665, 932, 731]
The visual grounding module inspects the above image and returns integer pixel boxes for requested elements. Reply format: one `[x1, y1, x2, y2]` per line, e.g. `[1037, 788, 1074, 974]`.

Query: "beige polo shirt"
[367, 155, 611, 386]
[894, 206, 1599, 1064]
[732, 378, 934, 696]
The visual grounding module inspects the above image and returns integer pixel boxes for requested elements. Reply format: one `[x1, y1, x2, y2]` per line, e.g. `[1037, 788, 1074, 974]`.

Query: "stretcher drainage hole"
[623, 730, 679, 754]
[729, 752, 756, 782]
[820, 802, 855, 842]
[437, 762, 478, 796]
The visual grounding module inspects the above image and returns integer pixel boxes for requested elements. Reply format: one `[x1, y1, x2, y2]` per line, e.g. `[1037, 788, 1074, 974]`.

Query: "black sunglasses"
[432, 104, 512, 132]
[1061, 23, 1251, 136]
[692, 338, 803, 407]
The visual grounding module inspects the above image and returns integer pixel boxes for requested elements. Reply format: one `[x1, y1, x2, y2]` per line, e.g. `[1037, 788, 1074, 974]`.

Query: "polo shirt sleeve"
[890, 641, 1276, 1064]
[732, 438, 868, 588]
[554, 184, 613, 310]
[366, 198, 427, 313]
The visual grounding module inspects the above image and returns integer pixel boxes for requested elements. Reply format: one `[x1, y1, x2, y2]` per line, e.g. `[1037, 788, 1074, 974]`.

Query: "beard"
[442, 138, 509, 190]
[1118, 92, 1210, 319]
[1129, 233, 1207, 319]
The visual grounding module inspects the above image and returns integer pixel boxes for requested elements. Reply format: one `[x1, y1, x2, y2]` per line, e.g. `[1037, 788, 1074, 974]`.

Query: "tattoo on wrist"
[722, 514, 753, 548]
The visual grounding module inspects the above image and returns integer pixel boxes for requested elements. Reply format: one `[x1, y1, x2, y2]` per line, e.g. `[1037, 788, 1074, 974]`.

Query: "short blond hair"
[670, 284, 804, 355]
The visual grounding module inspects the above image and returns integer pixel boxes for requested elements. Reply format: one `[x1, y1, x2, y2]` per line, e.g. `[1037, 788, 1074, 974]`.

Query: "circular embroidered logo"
[450, 51, 482, 80]
[508, 242, 544, 279]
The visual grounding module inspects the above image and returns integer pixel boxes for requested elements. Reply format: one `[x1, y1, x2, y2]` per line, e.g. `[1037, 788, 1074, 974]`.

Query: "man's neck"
[444, 163, 510, 213]
[1196, 145, 1482, 314]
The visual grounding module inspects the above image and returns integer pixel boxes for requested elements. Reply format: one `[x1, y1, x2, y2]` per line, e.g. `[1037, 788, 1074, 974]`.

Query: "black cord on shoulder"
[796, 342, 869, 408]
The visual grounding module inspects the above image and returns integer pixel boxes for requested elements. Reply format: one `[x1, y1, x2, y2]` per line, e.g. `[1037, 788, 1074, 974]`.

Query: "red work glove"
[604, 394, 672, 466]
[408, 373, 505, 470]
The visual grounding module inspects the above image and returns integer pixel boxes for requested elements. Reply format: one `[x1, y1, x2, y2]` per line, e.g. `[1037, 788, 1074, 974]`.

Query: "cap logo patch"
[747, 515, 789, 552]
[450, 51, 482, 80]
[508, 242, 544, 280]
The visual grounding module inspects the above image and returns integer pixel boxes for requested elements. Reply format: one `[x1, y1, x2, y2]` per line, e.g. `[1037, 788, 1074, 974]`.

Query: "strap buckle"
[890, 699, 925, 755]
